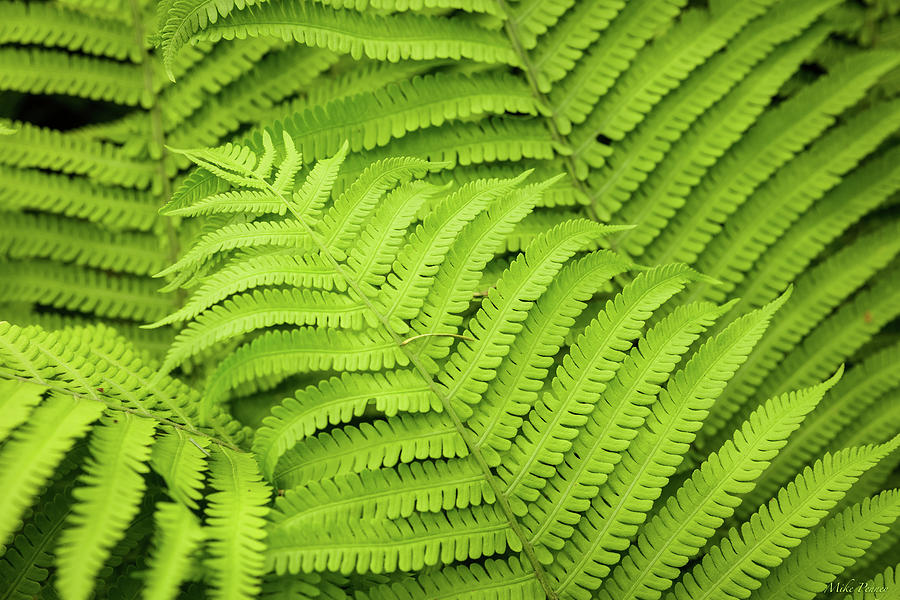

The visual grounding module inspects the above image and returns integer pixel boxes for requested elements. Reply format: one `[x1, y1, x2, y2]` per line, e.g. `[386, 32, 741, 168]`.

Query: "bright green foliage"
[101, 134, 893, 598]
[2, 0, 900, 598]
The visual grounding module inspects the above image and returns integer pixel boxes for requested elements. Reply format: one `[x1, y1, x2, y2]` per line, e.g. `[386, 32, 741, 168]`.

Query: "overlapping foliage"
[2, 0, 900, 598]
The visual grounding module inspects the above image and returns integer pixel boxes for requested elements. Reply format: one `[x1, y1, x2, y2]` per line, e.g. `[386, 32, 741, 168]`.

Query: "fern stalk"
[0, 370, 244, 453]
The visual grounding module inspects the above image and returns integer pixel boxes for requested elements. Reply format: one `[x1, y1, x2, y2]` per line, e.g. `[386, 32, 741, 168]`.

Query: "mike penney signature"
[825, 579, 890, 595]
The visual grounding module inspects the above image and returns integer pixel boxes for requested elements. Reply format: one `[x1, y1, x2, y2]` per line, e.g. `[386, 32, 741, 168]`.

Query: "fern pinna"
[36, 133, 882, 600]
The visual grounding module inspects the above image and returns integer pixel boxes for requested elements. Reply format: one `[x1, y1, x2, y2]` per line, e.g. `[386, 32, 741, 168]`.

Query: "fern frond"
[549, 292, 788, 597]
[316, 154, 434, 256]
[693, 98, 900, 303]
[272, 412, 464, 489]
[347, 181, 445, 292]
[595, 373, 840, 600]
[56, 414, 156, 600]
[548, 0, 684, 131]
[1, 261, 173, 322]
[0, 380, 42, 443]
[0, 1, 139, 60]
[757, 261, 900, 401]
[613, 24, 827, 253]
[639, 50, 899, 265]
[753, 489, 900, 600]
[0, 48, 148, 107]
[664, 439, 900, 600]
[0, 123, 157, 190]
[439, 219, 622, 422]
[702, 221, 900, 437]
[729, 143, 900, 314]
[0, 213, 166, 276]
[359, 556, 541, 599]
[0, 487, 71, 600]
[523, 299, 725, 560]
[498, 264, 704, 506]
[468, 250, 631, 456]
[849, 564, 898, 599]
[187, 0, 519, 66]
[158, 0, 269, 77]
[528, 0, 623, 93]
[253, 370, 435, 478]
[147, 253, 342, 328]
[569, 0, 782, 156]
[0, 167, 159, 231]
[369, 173, 511, 327]
[585, 2, 836, 214]
[267, 504, 512, 576]
[204, 447, 271, 600]
[149, 429, 210, 510]
[204, 328, 406, 408]
[272, 458, 491, 530]
[0, 394, 102, 546]
[155, 220, 316, 281]
[142, 501, 206, 600]
[161, 288, 370, 372]
[405, 180, 552, 361]
[717, 339, 900, 520]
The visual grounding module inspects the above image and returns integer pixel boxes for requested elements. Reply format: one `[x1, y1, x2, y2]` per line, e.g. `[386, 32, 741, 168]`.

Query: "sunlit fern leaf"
[595, 372, 840, 600]
[0, 380, 42, 443]
[497, 264, 703, 507]
[183, 0, 519, 66]
[731, 340, 900, 522]
[437, 218, 625, 423]
[253, 370, 436, 479]
[56, 414, 156, 600]
[359, 556, 542, 599]
[547, 292, 789, 597]
[665, 438, 900, 600]
[522, 299, 727, 557]
[848, 563, 899, 600]
[403, 179, 550, 361]
[149, 430, 210, 510]
[753, 489, 900, 600]
[634, 50, 899, 264]
[267, 503, 513, 576]
[205, 446, 271, 600]
[142, 501, 206, 600]
[0, 394, 103, 547]
[467, 249, 631, 456]
[272, 411, 466, 490]
[0, 487, 72, 600]
[375, 172, 532, 332]
[159, 0, 270, 77]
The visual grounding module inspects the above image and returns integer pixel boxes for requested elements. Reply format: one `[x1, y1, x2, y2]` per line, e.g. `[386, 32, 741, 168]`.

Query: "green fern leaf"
[665, 438, 900, 600]
[142, 501, 206, 600]
[204, 446, 271, 600]
[56, 414, 156, 600]
[0, 394, 102, 547]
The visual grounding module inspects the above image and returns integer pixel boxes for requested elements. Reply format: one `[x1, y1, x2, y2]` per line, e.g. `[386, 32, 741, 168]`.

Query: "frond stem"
[494, 0, 600, 226]
[400, 332, 476, 346]
[0, 369, 245, 453]
[129, 0, 183, 303]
